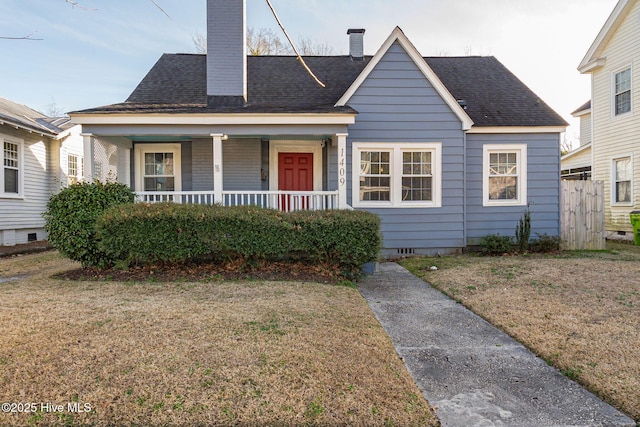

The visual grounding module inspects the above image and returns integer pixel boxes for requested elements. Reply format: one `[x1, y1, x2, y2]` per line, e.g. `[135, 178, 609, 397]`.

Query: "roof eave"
[69, 111, 358, 126]
[0, 117, 58, 138]
[578, 0, 634, 72]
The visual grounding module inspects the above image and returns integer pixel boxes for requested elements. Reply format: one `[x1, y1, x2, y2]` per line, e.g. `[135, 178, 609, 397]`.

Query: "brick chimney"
[207, 0, 247, 107]
[347, 28, 365, 61]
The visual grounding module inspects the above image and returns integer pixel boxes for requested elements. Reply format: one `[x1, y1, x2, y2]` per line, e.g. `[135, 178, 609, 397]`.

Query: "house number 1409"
[339, 148, 346, 185]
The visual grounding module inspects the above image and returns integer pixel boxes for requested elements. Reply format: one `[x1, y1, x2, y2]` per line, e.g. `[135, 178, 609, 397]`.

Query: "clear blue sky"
[0, 0, 618, 142]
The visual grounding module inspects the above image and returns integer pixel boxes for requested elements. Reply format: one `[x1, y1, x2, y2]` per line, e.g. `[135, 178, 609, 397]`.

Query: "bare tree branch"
[150, 0, 172, 20]
[65, 0, 97, 11]
[0, 31, 42, 41]
[264, 0, 325, 88]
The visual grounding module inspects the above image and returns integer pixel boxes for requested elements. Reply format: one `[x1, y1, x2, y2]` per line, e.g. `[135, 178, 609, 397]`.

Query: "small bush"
[95, 203, 381, 278]
[529, 233, 561, 253]
[480, 234, 513, 256]
[515, 209, 531, 253]
[43, 181, 135, 267]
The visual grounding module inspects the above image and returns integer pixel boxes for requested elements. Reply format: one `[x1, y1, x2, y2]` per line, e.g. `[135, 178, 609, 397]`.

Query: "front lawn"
[400, 241, 640, 422]
[0, 252, 437, 426]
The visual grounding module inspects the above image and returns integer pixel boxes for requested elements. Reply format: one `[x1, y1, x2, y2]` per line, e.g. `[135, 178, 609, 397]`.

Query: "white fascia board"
[561, 142, 592, 161]
[578, 0, 632, 72]
[335, 26, 474, 131]
[467, 126, 567, 134]
[69, 113, 357, 126]
[572, 109, 592, 118]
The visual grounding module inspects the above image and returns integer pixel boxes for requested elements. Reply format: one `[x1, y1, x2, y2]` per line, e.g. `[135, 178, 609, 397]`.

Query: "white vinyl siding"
[352, 142, 442, 208]
[590, 1, 640, 231]
[483, 144, 527, 206]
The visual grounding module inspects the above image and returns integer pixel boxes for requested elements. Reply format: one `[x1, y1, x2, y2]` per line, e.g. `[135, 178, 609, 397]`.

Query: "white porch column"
[336, 133, 348, 209]
[81, 133, 94, 182]
[211, 133, 224, 204]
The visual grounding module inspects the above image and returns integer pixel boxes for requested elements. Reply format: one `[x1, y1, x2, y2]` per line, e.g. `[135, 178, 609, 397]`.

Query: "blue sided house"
[70, 0, 567, 257]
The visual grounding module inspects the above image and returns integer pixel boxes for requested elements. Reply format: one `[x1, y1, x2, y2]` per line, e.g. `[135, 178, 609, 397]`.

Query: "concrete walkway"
[358, 262, 635, 427]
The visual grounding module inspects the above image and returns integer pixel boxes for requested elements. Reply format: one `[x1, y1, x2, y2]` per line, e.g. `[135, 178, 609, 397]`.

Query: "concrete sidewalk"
[358, 262, 635, 427]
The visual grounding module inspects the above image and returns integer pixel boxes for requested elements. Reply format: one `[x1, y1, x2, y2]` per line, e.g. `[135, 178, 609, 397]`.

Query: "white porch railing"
[135, 190, 340, 211]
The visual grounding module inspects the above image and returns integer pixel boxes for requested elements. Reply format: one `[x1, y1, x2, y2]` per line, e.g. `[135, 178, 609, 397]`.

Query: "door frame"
[269, 140, 323, 191]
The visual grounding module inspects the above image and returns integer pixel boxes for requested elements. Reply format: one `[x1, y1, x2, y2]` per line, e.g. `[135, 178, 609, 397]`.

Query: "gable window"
[483, 144, 527, 206]
[134, 143, 182, 193]
[614, 67, 632, 116]
[1, 136, 23, 197]
[613, 157, 632, 204]
[352, 142, 441, 208]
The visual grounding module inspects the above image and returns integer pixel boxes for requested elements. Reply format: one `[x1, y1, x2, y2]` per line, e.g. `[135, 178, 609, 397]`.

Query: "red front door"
[278, 153, 313, 210]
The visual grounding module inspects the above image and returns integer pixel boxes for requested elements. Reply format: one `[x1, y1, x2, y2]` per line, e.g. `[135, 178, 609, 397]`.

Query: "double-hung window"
[1, 135, 23, 197]
[613, 157, 632, 204]
[483, 144, 527, 206]
[353, 142, 441, 208]
[614, 67, 632, 116]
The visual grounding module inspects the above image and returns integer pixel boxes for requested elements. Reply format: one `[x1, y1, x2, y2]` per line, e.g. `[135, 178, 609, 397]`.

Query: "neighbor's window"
[613, 157, 632, 203]
[483, 144, 527, 206]
[68, 154, 79, 185]
[2, 139, 21, 195]
[144, 152, 175, 192]
[353, 142, 441, 208]
[614, 67, 632, 116]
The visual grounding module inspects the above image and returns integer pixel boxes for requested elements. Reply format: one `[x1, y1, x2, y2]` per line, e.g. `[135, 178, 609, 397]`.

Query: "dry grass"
[0, 252, 437, 426]
[401, 241, 640, 423]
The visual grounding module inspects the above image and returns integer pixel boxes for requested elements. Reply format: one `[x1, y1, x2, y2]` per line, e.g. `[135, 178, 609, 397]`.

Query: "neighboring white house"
[578, 0, 640, 239]
[561, 101, 592, 180]
[0, 96, 83, 246]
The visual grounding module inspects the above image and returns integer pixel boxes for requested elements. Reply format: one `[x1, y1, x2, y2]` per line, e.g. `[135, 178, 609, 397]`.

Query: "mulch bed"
[55, 259, 345, 284]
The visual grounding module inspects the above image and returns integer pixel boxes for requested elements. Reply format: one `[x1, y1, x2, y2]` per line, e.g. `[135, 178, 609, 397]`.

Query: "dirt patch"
[0, 252, 437, 426]
[401, 242, 640, 422]
[56, 259, 345, 284]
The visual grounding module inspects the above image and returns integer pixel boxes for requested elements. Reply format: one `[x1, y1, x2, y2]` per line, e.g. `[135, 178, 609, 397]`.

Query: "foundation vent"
[396, 248, 415, 255]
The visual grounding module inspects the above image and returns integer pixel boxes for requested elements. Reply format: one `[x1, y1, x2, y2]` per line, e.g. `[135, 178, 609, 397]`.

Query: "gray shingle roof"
[0, 96, 67, 136]
[75, 53, 567, 127]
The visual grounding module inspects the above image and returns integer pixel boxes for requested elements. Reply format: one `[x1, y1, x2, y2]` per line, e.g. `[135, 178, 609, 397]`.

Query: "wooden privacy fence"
[561, 180, 605, 250]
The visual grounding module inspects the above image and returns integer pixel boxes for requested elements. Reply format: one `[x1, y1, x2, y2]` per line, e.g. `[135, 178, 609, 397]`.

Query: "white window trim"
[483, 144, 527, 207]
[0, 134, 24, 199]
[611, 65, 633, 118]
[352, 142, 442, 208]
[134, 143, 182, 192]
[269, 140, 323, 191]
[611, 154, 634, 206]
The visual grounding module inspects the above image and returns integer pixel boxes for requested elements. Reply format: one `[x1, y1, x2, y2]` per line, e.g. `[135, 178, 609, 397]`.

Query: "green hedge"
[95, 203, 381, 277]
[43, 181, 135, 268]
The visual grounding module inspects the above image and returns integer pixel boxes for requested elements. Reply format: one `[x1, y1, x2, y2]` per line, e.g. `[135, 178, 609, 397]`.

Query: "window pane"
[4, 142, 18, 168]
[616, 158, 631, 181]
[360, 151, 390, 176]
[616, 181, 631, 203]
[616, 91, 631, 115]
[360, 177, 390, 201]
[489, 176, 518, 200]
[4, 168, 18, 193]
[402, 151, 432, 176]
[402, 177, 432, 201]
[616, 68, 631, 92]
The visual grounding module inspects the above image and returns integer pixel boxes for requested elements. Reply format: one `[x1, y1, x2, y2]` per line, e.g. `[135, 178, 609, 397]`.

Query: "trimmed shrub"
[43, 181, 135, 267]
[480, 234, 513, 256]
[95, 203, 381, 278]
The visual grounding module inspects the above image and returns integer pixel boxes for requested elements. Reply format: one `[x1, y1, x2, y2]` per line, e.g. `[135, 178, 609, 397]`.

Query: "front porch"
[82, 131, 350, 211]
